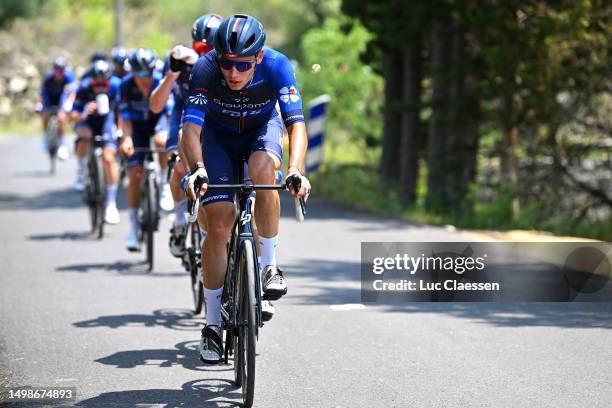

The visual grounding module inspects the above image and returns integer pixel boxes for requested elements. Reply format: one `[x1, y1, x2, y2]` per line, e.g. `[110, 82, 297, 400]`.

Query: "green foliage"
[82, 7, 114, 48]
[298, 18, 382, 144]
[0, 0, 41, 27]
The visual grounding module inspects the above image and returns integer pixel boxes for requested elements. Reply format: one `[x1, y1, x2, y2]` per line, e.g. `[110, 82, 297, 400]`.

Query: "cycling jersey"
[71, 76, 121, 144]
[119, 72, 170, 166]
[40, 69, 76, 108]
[119, 72, 167, 123]
[183, 47, 304, 133]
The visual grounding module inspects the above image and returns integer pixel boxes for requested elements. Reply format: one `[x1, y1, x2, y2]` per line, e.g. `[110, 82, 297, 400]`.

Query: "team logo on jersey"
[188, 93, 207, 105]
[279, 86, 300, 104]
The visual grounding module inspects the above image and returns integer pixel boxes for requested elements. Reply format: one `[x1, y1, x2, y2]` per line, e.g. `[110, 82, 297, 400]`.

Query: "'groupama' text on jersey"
[183, 47, 304, 133]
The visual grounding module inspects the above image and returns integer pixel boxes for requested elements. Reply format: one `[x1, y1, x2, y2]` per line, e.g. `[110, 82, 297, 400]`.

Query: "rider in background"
[150, 13, 222, 259]
[110, 46, 131, 79]
[36, 57, 75, 161]
[70, 60, 121, 224]
[119, 48, 172, 251]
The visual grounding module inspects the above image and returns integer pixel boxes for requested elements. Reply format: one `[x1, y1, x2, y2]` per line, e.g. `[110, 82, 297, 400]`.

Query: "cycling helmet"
[53, 57, 67, 70]
[111, 46, 129, 66]
[129, 48, 157, 71]
[91, 59, 114, 80]
[192, 13, 223, 45]
[214, 14, 265, 57]
[90, 50, 108, 63]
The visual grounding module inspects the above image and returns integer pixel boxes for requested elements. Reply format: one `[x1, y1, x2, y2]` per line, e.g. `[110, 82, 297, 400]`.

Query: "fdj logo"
[240, 211, 252, 225]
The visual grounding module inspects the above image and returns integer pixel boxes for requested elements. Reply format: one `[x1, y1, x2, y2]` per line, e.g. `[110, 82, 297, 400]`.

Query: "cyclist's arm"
[286, 121, 308, 174]
[181, 122, 202, 170]
[150, 72, 178, 113]
[122, 119, 133, 140]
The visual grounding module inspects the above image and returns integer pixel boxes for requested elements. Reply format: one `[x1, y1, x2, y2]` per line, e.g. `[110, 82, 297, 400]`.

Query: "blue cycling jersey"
[183, 47, 305, 133]
[72, 76, 121, 114]
[40, 69, 76, 106]
[119, 71, 169, 123]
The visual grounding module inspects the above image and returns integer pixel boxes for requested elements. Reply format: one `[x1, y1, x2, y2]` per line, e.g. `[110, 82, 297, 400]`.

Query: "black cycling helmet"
[192, 13, 223, 45]
[90, 50, 109, 64]
[111, 46, 128, 66]
[91, 59, 114, 80]
[214, 14, 266, 57]
[129, 48, 157, 71]
[53, 57, 67, 70]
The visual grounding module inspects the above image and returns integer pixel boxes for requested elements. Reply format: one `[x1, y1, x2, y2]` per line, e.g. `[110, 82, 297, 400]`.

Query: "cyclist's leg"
[167, 107, 188, 255]
[198, 126, 239, 363]
[124, 127, 147, 249]
[73, 123, 92, 190]
[102, 126, 120, 224]
[154, 115, 172, 211]
[248, 114, 286, 299]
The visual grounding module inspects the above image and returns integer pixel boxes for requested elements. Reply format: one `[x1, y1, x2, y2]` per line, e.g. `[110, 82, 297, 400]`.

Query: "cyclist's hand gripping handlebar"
[186, 173, 208, 223]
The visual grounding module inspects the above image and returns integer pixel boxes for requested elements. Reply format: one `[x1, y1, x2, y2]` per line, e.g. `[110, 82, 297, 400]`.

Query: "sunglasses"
[135, 70, 152, 78]
[193, 41, 213, 56]
[92, 79, 109, 88]
[218, 57, 256, 72]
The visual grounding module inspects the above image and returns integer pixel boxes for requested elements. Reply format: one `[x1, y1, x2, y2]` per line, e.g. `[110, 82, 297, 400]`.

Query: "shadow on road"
[0, 187, 83, 211]
[29, 230, 94, 241]
[286, 259, 612, 329]
[75, 379, 241, 407]
[56, 260, 185, 277]
[73, 308, 201, 331]
[94, 340, 234, 373]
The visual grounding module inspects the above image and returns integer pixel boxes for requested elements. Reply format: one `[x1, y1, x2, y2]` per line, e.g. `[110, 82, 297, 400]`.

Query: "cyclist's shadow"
[94, 339, 235, 373]
[75, 378, 242, 407]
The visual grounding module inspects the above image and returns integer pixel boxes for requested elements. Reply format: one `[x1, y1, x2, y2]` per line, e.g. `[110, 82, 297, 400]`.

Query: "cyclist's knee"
[249, 152, 277, 183]
[205, 204, 234, 240]
[128, 166, 143, 181]
[102, 148, 116, 165]
[154, 132, 167, 147]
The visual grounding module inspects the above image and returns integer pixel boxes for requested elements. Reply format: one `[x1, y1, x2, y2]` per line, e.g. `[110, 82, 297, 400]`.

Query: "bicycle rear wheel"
[94, 153, 106, 239]
[144, 174, 157, 271]
[235, 239, 256, 407]
[47, 116, 59, 175]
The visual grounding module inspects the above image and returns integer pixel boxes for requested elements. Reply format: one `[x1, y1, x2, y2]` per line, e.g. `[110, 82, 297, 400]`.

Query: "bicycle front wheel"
[190, 223, 204, 314]
[235, 239, 257, 407]
[144, 174, 157, 271]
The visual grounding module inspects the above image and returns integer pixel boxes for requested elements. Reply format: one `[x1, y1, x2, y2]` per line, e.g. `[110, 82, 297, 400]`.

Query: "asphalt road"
[1, 135, 611, 407]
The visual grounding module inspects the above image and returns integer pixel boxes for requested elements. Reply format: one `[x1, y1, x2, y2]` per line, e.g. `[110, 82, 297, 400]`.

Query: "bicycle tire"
[87, 156, 99, 234]
[47, 116, 59, 175]
[94, 153, 106, 239]
[236, 239, 256, 407]
[191, 222, 204, 314]
[145, 174, 157, 271]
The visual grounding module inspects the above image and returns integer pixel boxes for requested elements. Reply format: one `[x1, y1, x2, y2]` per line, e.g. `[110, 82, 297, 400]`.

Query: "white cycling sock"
[106, 184, 118, 206]
[129, 207, 138, 232]
[259, 235, 278, 268]
[174, 199, 187, 226]
[204, 286, 223, 327]
[77, 156, 86, 174]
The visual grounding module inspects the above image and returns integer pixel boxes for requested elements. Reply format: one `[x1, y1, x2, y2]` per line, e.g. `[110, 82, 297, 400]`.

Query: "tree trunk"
[399, 35, 422, 204]
[500, 93, 520, 218]
[448, 24, 480, 210]
[426, 18, 453, 210]
[380, 49, 403, 184]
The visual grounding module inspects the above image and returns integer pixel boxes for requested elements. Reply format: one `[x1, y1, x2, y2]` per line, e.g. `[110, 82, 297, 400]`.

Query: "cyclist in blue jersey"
[37, 57, 76, 161]
[150, 13, 222, 259]
[80, 51, 110, 82]
[181, 14, 311, 364]
[70, 60, 122, 224]
[119, 48, 172, 251]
